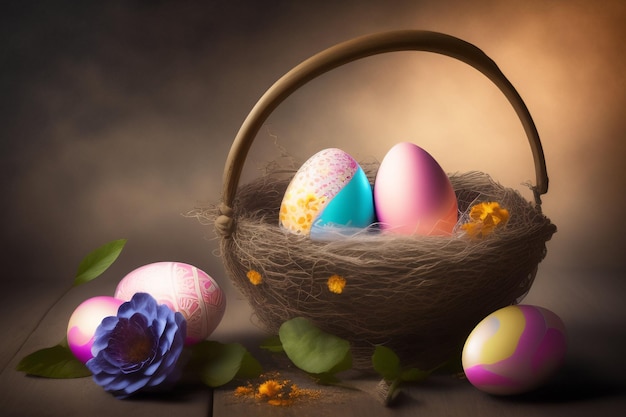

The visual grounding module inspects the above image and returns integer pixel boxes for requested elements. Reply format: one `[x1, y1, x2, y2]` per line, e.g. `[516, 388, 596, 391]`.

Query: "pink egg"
[66, 296, 124, 363]
[462, 305, 567, 395]
[373, 142, 458, 236]
[114, 262, 226, 345]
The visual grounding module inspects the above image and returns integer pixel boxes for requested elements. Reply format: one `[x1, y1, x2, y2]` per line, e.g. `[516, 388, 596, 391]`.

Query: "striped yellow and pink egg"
[462, 304, 567, 395]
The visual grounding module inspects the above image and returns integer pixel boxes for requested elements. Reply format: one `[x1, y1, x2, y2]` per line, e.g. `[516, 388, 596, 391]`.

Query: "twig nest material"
[201, 162, 556, 369]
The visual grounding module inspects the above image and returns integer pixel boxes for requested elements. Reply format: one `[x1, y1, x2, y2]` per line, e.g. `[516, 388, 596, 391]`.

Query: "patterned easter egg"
[67, 296, 125, 363]
[114, 262, 226, 345]
[279, 148, 375, 240]
[462, 305, 567, 395]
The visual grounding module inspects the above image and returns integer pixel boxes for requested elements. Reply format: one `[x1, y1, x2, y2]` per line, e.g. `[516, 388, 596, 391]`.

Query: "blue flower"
[86, 292, 186, 398]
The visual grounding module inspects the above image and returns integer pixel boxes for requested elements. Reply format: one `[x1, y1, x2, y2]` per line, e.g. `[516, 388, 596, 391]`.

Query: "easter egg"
[373, 142, 457, 236]
[462, 305, 567, 395]
[279, 148, 375, 240]
[67, 296, 124, 363]
[114, 262, 226, 345]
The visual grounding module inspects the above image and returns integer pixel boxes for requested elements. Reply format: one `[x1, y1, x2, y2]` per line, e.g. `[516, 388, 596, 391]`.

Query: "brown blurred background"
[1, 0, 625, 381]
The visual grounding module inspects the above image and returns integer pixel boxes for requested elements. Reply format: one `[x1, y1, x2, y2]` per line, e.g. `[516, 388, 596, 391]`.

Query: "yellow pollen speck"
[246, 269, 263, 285]
[327, 274, 346, 294]
[234, 373, 322, 407]
[234, 385, 255, 397]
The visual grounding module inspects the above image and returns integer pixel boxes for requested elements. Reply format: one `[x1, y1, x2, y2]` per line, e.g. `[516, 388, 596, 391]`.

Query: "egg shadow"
[502, 362, 625, 405]
[485, 318, 626, 405]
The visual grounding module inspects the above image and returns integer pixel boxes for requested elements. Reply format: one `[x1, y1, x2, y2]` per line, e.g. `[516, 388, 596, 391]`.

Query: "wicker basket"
[212, 30, 556, 370]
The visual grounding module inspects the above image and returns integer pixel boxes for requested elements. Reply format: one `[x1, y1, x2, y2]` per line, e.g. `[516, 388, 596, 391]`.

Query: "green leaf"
[312, 372, 341, 385]
[237, 351, 263, 379]
[259, 335, 283, 353]
[435, 352, 464, 374]
[190, 341, 261, 388]
[16, 344, 91, 378]
[372, 345, 401, 380]
[326, 345, 353, 376]
[399, 367, 430, 383]
[58, 336, 69, 348]
[279, 317, 352, 375]
[372, 345, 431, 383]
[73, 239, 127, 286]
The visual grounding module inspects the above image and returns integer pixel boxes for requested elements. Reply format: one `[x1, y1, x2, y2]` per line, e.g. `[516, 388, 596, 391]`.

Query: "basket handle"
[216, 30, 548, 237]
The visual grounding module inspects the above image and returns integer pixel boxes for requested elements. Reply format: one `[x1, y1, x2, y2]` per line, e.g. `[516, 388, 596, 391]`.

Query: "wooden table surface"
[1, 262, 625, 417]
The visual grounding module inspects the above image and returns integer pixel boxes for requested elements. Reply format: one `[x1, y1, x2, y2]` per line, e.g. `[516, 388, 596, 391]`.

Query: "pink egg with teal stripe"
[279, 148, 375, 240]
[462, 305, 567, 395]
[67, 296, 124, 363]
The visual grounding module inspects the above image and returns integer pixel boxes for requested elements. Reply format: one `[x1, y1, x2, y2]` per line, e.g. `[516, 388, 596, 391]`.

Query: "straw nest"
[200, 162, 556, 370]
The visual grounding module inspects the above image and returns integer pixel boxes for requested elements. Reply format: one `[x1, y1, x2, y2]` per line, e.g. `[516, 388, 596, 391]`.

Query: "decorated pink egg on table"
[462, 305, 567, 395]
[374, 142, 458, 236]
[114, 262, 226, 345]
[279, 148, 375, 240]
[67, 296, 124, 363]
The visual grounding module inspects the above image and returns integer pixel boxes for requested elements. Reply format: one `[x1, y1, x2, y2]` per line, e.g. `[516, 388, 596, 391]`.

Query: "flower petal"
[87, 292, 186, 398]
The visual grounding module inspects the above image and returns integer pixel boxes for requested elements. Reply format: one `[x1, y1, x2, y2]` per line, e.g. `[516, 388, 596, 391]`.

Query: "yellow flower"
[247, 269, 263, 285]
[258, 379, 296, 406]
[234, 373, 322, 407]
[257, 380, 283, 398]
[327, 274, 346, 294]
[461, 202, 510, 238]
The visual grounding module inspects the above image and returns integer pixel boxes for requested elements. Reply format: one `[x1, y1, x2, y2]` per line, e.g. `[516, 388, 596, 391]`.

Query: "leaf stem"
[6, 284, 73, 374]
